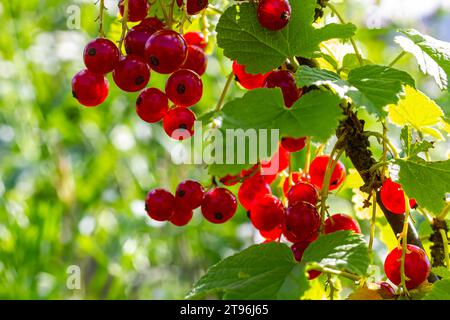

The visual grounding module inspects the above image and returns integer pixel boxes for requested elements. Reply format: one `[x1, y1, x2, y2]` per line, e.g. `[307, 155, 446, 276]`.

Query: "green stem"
[314, 265, 361, 281]
[388, 51, 407, 68]
[289, 56, 300, 71]
[438, 203, 450, 220]
[159, 0, 169, 22]
[97, 0, 106, 37]
[304, 137, 311, 174]
[368, 191, 377, 256]
[400, 195, 411, 298]
[215, 72, 234, 113]
[118, 0, 129, 54]
[439, 229, 450, 270]
[167, 0, 175, 28]
[365, 131, 399, 158]
[208, 4, 223, 15]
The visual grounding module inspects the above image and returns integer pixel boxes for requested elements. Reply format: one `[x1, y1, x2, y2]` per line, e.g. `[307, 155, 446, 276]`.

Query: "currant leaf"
[422, 279, 450, 300]
[395, 29, 450, 91]
[400, 126, 435, 158]
[186, 242, 309, 300]
[296, 65, 415, 117]
[216, 1, 356, 74]
[395, 158, 450, 215]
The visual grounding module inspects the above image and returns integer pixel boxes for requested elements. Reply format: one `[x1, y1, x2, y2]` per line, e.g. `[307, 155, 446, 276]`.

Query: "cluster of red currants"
[72, 0, 209, 140]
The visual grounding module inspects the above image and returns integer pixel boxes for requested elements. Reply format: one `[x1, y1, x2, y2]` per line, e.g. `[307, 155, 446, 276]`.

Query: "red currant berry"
[232, 61, 269, 90]
[285, 202, 320, 242]
[238, 174, 272, 211]
[136, 88, 169, 123]
[181, 45, 207, 76]
[162, 107, 196, 140]
[219, 174, 239, 187]
[124, 24, 156, 58]
[283, 171, 311, 195]
[165, 69, 203, 107]
[140, 17, 165, 31]
[249, 194, 285, 231]
[83, 38, 120, 74]
[177, 0, 184, 7]
[384, 244, 430, 290]
[263, 69, 301, 108]
[281, 137, 306, 153]
[309, 155, 346, 191]
[184, 32, 207, 49]
[283, 221, 318, 243]
[380, 178, 413, 215]
[72, 69, 109, 107]
[145, 30, 188, 74]
[257, 0, 291, 31]
[201, 188, 237, 224]
[377, 282, 396, 299]
[287, 181, 319, 206]
[186, 0, 209, 15]
[260, 225, 282, 242]
[290, 241, 321, 279]
[169, 201, 194, 226]
[113, 55, 150, 92]
[324, 214, 361, 234]
[176, 180, 204, 209]
[145, 188, 176, 221]
[119, 0, 149, 22]
[261, 144, 290, 183]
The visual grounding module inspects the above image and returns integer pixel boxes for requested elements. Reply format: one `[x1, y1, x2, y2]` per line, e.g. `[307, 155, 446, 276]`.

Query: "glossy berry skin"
[119, 0, 149, 22]
[377, 282, 396, 299]
[283, 171, 310, 195]
[145, 30, 188, 74]
[201, 188, 237, 224]
[290, 241, 321, 280]
[310, 155, 346, 191]
[165, 69, 203, 107]
[283, 222, 318, 243]
[380, 178, 414, 214]
[184, 32, 207, 49]
[287, 181, 319, 206]
[72, 69, 109, 107]
[162, 107, 196, 140]
[281, 137, 306, 153]
[260, 225, 282, 242]
[263, 70, 301, 108]
[181, 45, 208, 76]
[140, 17, 165, 31]
[170, 202, 194, 226]
[257, 0, 291, 31]
[285, 202, 320, 242]
[238, 174, 272, 211]
[124, 24, 155, 57]
[384, 244, 430, 290]
[324, 214, 361, 234]
[261, 144, 290, 183]
[249, 194, 285, 232]
[232, 61, 269, 90]
[145, 188, 176, 221]
[136, 88, 169, 123]
[176, 180, 204, 210]
[186, 0, 209, 15]
[83, 38, 120, 74]
[113, 55, 150, 92]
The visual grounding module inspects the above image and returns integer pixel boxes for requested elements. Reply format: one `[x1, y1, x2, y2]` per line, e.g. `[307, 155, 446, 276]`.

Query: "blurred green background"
[0, 0, 449, 299]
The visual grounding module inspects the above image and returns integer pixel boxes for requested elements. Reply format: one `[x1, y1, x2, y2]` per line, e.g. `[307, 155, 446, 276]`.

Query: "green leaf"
[395, 158, 450, 215]
[186, 242, 309, 300]
[400, 126, 434, 157]
[341, 54, 373, 74]
[422, 279, 450, 300]
[216, 1, 356, 74]
[432, 267, 450, 279]
[302, 231, 370, 276]
[296, 65, 414, 117]
[395, 29, 450, 91]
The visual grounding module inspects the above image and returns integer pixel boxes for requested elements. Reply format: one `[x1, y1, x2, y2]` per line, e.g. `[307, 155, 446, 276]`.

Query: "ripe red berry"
[201, 188, 237, 224]
[309, 155, 346, 191]
[162, 107, 196, 140]
[184, 32, 207, 49]
[170, 202, 194, 226]
[287, 181, 319, 206]
[281, 137, 306, 153]
[186, 0, 209, 15]
[113, 55, 150, 92]
[232, 61, 269, 90]
[290, 241, 321, 280]
[257, 0, 291, 31]
[136, 88, 169, 123]
[165, 69, 203, 107]
[249, 194, 285, 231]
[324, 214, 361, 234]
[140, 17, 165, 31]
[285, 202, 320, 242]
[219, 174, 239, 187]
[283, 171, 310, 195]
[181, 45, 208, 76]
[384, 244, 430, 290]
[263, 70, 301, 108]
[72, 69, 109, 107]
[177, 0, 184, 7]
[119, 0, 149, 22]
[124, 24, 156, 57]
[283, 222, 318, 243]
[145, 30, 188, 74]
[261, 144, 290, 183]
[176, 180, 204, 209]
[377, 282, 396, 299]
[145, 188, 176, 221]
[83, 38, 120, 74]
[238, 174, 272, 211]
[380, 178, 414, 215]
[260, 225, 282, 242]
